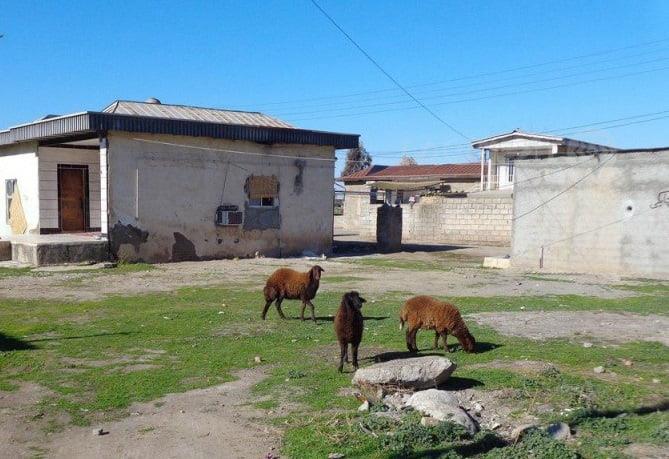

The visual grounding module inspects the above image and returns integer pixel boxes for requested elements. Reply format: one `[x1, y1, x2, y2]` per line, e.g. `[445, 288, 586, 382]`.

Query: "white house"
[0, 98, 358, 264]
[472, 130, 616, 191]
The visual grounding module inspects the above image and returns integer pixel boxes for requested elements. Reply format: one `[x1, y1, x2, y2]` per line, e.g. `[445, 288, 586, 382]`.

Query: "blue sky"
[1, 0, 668, 175]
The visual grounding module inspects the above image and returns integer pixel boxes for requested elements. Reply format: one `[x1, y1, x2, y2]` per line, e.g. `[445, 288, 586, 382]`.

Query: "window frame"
[248, 196, 279, 208]
[5, 179, 16, 223]
[507, 161, 514, 183]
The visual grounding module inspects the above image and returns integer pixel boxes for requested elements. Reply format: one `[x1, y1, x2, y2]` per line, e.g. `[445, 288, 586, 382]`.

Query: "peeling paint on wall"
[110, 222, 149, 255]
[243, 203, 281, 230]
[293, 159, 305, 194]
[171, 231, 199, 262]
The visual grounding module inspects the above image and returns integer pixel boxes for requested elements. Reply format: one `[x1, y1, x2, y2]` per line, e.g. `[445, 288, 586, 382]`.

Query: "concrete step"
[11, 240, 109, 266]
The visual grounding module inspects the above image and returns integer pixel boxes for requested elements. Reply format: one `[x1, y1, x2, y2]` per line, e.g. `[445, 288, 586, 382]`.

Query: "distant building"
[0, 98, 358, 264]
[340, 162, 482, 206]
[472, 130, 616, 191]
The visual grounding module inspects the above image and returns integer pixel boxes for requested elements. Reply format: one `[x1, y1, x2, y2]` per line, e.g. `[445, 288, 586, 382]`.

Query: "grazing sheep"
[261, 265, 324, 323]
[399, 296, 476, 354]
[334, 291, 366, 372]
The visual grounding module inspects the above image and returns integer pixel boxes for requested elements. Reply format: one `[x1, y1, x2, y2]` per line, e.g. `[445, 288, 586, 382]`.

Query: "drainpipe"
[487, 151, 493, 191]
[99, 135, 112, 260]
[479, 149, 485, 191]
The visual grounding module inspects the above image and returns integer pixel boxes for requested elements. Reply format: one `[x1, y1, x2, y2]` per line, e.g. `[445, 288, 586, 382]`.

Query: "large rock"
[352, 356, 456, 390]
[406, 389, 478, 435]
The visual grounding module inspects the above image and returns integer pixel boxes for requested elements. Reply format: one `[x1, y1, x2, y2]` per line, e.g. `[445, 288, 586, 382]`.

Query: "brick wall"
[342, 191, 513, 246]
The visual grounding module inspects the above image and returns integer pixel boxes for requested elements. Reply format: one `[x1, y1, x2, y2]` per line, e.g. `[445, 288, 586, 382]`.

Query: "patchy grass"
[325, 275, 365, 284]
[340, 257, 455, 272]
[613, 280, 669, 295]
[525, 274, 572, 283]
[0, 279, 667, 457]
[0, 266, 37, 278]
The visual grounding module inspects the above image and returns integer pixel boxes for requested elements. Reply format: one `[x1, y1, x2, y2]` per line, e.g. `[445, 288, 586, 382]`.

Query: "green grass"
[340, 257, 456, 272]
[0, 279, 667, 457]
[0, 266, 37, 277]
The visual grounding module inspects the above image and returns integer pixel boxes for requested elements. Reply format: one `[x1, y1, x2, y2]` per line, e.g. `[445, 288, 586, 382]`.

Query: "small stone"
[582, 342, 593, 348]
[593, 366, 606, 374]
[291, 339, 297, 343]
[491, 422, 501, 430]
[162, 316, 170, 320]
[546, 422, 571, 440]
[520, 306, 525, 310]
[254, 356, 262, 364]
[473, 402, 484, 413]
[652, 378, 661, 384]
[622, 359, 633, 367]
[420, 416, 441, 427]
[93, 428, 108, 436]
[180, 409, 185, 414]
[328, 454, 345, 459]
[511, 424, 537, 441]
[357, 400, 369, 412]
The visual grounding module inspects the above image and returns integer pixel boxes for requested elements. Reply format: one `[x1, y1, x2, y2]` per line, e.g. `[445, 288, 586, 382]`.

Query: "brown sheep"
[261, 265, 324, 323]
[334, 291, 366, 372]
[399, 296, 476, 354]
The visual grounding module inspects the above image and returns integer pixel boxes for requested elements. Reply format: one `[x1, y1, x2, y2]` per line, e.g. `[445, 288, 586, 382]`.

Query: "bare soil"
[469, 311, 669, 345]
[1, 368, 280, 459]
[0, 247, 632, 302]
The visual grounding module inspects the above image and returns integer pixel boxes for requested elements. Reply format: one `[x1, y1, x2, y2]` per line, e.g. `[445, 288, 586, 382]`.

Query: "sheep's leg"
[343, 344, 349, 363]
[441, 331, 451, 353]
[307, 301, 317, 324]
[261, 299, 273, 320]
[300, 301, 307, 321]
[275, 297, 287, 319]
[352, 343, 359, 370]
[338, 341, 346, 373]
[432, 331, 440, 350]
[406, 327, 419, 353]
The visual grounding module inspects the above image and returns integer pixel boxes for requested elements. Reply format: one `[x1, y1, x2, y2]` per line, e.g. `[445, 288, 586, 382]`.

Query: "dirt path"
[0, 249, 630, 302]
[3, 368, 280, 459]
[469, 311, 669, 345]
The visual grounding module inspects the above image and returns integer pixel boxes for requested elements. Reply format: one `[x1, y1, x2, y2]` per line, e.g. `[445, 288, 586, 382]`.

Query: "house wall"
[0, 142, 40, 237]
[343, 187, 512, 246]
[106, 132, 335, 262]
[38, 146, 101, 231]
[511, 151, 669, 278]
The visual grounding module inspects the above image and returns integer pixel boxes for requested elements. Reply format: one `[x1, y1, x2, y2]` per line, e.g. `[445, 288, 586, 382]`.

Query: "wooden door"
[58, 165, 88, 232]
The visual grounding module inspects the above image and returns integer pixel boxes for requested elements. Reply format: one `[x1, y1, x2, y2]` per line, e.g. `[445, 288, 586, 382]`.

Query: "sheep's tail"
[399, 318, 404, 331]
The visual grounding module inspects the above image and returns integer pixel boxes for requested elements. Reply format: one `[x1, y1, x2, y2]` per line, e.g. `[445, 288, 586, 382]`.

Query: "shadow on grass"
[569, 400, 669, 424]
[367, 350, 445, 363]
[438, 376, 485, 390]
[390, 431, 507, 459]
[0, 333, 36, 351]
[27, 331, 136, 343]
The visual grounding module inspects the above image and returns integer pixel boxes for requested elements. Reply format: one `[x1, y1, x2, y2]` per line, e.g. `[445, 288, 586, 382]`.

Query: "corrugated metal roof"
[0, 101, 359, 149]
[341, 163, 482, 181]
[103, 100, 294, 129]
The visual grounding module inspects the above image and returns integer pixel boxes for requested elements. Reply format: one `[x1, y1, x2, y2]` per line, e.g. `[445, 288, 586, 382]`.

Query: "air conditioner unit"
[216, 205, 243, 226]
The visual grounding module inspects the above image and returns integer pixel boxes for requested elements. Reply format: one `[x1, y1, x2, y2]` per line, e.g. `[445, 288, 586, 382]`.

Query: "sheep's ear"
[342, 293, 354, 309]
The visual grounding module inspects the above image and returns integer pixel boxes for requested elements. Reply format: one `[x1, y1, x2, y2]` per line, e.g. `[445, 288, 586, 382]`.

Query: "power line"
[513, 154, 617, 221]
[309, 0, 469, 141]
[247, 37, 669, 108]
[275, 56, 669, 117]
[289, 64, 669, 122]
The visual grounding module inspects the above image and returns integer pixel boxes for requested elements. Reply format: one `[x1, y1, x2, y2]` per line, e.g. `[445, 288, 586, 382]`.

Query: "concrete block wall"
[512, 151, 669, 277]
[342, 190, 512, 246]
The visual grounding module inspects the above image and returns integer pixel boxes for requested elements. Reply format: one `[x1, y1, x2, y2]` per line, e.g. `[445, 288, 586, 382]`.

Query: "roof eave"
[0, 112, 359, 149]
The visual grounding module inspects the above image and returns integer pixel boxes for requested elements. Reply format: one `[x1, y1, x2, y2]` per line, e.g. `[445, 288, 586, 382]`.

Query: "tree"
[342, 142, 372, 177]
[399, 155, 417, 166]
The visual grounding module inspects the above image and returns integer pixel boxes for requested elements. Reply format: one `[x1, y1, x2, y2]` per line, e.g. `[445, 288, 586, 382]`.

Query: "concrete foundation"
[8, 234, 108, 266]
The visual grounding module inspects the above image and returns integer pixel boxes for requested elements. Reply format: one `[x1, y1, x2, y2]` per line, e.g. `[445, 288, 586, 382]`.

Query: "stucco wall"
[106, 132, 335, 262]
[0, 142, 40, 237]
[38, 146, 101, 230]
[511, 151, 669, 277]
[343, 188, 512, 246]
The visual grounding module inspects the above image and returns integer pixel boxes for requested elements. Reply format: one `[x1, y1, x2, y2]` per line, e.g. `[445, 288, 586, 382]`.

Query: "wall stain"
[172, 232, 200, 262]
[110, 223, 149, 255]
[243, 203, 281, 230]
[294, 159, 306, 194]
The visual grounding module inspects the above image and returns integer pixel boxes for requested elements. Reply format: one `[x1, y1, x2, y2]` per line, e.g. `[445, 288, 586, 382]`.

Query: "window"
[248, 197, 277, 207]
[507, 161, 514, 183]
[369, 187, 384, 204]
[5, 179, 16, 223]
